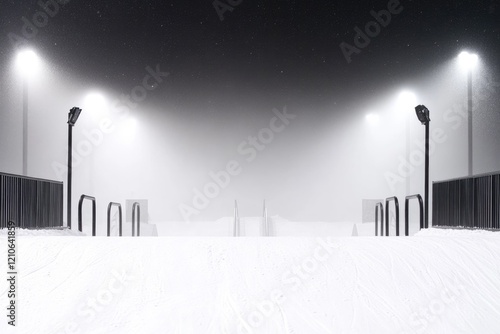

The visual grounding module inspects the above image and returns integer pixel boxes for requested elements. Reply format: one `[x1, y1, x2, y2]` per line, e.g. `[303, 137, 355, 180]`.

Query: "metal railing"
[375, 202, 384, 236]
[132, 202, 141, 237]
[433, 172, 500, 229]
[385, 197, 400, 236]
[0, 172, 63, 229]
[263, 200, 270, 236]
[405, 195, 424, 236]
[107, 202, 122, 236]
[233, 200, 240, 237]
[78, 195, 96, 236]
[376, 194, 426, 236]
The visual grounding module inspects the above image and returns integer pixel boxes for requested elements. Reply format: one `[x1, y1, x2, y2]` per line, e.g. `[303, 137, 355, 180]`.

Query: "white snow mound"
[1, 230, 500, 333]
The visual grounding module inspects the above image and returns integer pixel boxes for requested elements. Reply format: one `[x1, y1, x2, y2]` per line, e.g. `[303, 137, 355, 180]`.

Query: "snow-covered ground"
[1, 227, 500, 333]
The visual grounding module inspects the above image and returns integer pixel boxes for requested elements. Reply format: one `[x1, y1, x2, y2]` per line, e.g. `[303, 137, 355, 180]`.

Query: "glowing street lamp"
[67, 107, 82, 229]
[458, 51, 478, 176]
[458, 51, 478, 70]
[415, 105, 430, 228]
[16, 49, 40, 175]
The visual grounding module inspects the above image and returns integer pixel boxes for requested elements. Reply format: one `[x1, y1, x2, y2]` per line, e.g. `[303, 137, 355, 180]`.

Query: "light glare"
[458, 51, 478, 70]
[365, 113, 380, 125]
[16, 49, 40, 76]
[84, 92, 107, 110]
[398, 91, 417, 110]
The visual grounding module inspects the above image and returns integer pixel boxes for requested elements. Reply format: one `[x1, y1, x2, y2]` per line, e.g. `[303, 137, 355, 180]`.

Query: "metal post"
[385, 197, 400, 236]
[405, 194, 424, 236]
[132, 202, 141, 237]
[468, 69, 473, 176]
[78, 194, 96, 235]
[263, 200, 269, 236]
[67, 122, 72, 229]
[233, 200, 240, 237]
[22, 77, 28, 176]
[424, 122, 430, 229]
[107, 202, 123, 237]
[375, 202, 384, 236]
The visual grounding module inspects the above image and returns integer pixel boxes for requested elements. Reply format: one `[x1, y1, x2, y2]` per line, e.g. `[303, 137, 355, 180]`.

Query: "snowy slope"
[1, 229, 500, 333]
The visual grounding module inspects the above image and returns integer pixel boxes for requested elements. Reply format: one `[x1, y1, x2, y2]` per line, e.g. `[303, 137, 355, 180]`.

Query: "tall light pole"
[67, 107, 82, 229]
[458, 51, 478, 176]
[415, 105, 431, 228]
[16, 49, 39, 176]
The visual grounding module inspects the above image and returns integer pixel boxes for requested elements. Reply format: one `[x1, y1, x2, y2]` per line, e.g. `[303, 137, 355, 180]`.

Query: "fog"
[1, 51, 499, 225]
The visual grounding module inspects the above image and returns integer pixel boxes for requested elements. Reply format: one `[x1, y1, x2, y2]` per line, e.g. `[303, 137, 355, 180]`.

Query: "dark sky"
[1, 0, 499, 111]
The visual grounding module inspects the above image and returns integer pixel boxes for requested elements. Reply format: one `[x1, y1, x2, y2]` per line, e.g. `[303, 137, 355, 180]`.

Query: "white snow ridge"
[1, 228, 500, 333]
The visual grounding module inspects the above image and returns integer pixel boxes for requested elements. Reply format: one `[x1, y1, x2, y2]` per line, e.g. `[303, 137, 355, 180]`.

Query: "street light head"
[68, 107, 82, 126]
[415, 105, 430, 125]
[16, 49, 40, 76]
[458, 51, 478, 70]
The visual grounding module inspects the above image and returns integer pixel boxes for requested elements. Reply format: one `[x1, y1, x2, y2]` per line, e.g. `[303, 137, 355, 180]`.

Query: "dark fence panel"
[433, 172, 500, 229]
[0, 172, 63, 229]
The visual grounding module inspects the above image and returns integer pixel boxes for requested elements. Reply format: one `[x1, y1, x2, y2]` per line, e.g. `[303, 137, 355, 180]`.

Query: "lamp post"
[415, 105, 430, 228]
[458, 51, 478, 176]
[67, 107, 82, 229]
[16, 49, 39, 176]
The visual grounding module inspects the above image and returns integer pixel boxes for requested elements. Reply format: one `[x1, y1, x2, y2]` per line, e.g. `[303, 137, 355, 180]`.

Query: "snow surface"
[1, 228, 500, 333]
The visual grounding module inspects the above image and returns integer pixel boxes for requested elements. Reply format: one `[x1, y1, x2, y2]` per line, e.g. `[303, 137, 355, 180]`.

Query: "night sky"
[1, 0, 499, 222]
[2, 1, 499, 106]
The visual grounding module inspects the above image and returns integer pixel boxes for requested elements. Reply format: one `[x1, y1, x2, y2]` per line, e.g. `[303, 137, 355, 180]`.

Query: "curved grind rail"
[263, 200, 269, 236]
[107, 202, 123, 237]
[405, 194, 424, 236]
[375, 202, 384, 236]
[132, 202, 141, 237]
[78, 195, 96, 236]
[385, 197, 400, 236]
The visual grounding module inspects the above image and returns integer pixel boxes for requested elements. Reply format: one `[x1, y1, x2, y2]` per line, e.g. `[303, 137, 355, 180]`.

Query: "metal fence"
[433, 171, 500, 229]
[0, 172, 63, 229]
